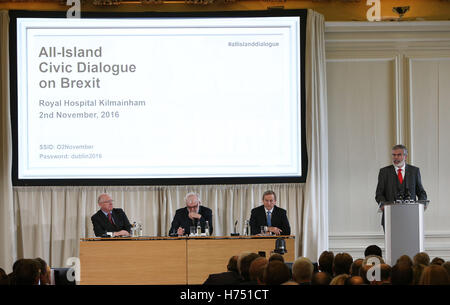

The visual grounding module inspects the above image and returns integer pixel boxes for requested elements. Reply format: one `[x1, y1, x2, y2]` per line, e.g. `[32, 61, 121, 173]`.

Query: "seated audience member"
[350, 258, 363, 277]
[344, 275, 364, 285]
[390, 262, 413, 285]
[330, 274, 349, 285]
[34, 258, 51, 285]
[431, 257, 445, 266]
[333, 253, 353, 276]
[170, 192, 213, 236]
[203, 255, 242, 285]
[0, 267, 9, 285]
[419, 265, 450, 285]
[13, 259, 41, 285]
[237, 252, 260, 285]
[376, 264, 392, 285]
[364, 245, 382, 258]
[413, 252, 430, 266]
[412, 263, 426, 285]
[268, 253, 285, 263]
[91, 193, 131, 237]
[249, 257, 268, 285]
[263, 260, 291, 285]
[442, 261, 450, 279]
[292, 257, 314, 285]
[311, 271, 332, 285]
[396, 255, 413, 267]
[318, 251, 334, 276]
[249, 190, 291, 236]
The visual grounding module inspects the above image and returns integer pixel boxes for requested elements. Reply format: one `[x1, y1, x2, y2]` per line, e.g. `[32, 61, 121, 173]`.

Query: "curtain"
[1, 10, 328, 272]
[0, 10, 17, 273]
[13, 184, 304, 268]
[303, 9, 329, 260]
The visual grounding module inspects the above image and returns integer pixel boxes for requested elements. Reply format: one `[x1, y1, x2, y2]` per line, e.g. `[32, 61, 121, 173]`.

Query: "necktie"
[108, 212, 114, 225]
[397, 168, 403, 184]
[267, 211, 272, 227]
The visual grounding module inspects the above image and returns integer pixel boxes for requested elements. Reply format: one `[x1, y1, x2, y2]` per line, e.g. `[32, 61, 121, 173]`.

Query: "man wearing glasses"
[91, 193, 132, 237]
[170, 192, 213, 236]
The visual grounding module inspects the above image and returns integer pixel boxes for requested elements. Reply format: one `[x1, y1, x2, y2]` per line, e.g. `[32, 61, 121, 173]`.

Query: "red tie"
[108, 212, 114, 224]
[397, 169, 403, 184]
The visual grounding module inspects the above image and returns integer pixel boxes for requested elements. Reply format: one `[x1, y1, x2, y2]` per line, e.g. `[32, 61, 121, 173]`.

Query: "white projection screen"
[10, 10, 307, 186]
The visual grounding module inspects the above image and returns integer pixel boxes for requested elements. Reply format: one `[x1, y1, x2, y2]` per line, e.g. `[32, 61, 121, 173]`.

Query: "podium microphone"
[231, 220, 240, 236]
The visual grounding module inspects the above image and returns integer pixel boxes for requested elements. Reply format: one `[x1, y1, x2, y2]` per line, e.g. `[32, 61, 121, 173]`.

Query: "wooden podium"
[79, 235, 295, 285]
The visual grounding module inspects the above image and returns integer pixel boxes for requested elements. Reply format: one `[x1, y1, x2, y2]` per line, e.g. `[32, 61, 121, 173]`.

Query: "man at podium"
[375, 144, 427, 228]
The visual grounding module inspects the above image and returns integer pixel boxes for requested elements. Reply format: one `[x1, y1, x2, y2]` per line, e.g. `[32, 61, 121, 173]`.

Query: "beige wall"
[326, 21, 450, 261]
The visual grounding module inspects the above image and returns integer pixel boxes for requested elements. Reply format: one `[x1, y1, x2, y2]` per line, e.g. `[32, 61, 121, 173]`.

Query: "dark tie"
[267, 211, 272, 227]
[108, 212, 114, 225]
[397, 169, 403, 184]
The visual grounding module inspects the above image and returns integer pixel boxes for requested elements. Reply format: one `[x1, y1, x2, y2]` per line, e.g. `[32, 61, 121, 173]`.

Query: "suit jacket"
[91, 208, 132, 237]
[249, 205, 291, 235]
[202, 271, 243, 285]
[375, 164, 427, 226]
[169, 206, 213, 235]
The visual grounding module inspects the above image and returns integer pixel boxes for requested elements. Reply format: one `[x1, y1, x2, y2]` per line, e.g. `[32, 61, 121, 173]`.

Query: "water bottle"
[197, 222, 201, 236]
[244, 220, 250, 236]
[138, 223, 143, 237]
[132, 222, 137, 237]
[205, 220, 210, 236]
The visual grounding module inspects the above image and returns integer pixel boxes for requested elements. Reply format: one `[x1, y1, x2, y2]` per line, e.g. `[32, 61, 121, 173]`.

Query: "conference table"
[79, 235, 295, 285]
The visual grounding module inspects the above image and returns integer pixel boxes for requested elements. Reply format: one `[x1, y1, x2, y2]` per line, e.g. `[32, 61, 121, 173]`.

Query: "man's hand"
[268, 227, 282, 235]
[188, 211, 202, 221]
[114, 230, 130, 237]
[177, 227, 185, 236]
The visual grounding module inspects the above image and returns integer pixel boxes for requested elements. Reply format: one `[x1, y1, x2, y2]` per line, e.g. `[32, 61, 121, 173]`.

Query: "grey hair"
[184, 192, 201, 205]
[392, 144, 408, 156]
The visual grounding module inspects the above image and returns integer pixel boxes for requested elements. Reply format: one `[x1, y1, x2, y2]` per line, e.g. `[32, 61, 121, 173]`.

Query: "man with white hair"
[169, 192, 213, 236]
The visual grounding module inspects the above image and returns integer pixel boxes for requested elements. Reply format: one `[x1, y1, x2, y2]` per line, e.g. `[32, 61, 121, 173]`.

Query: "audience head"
[413, 252, 430, 266]
[391, 262, 413, 285]
[13, 259, 40, 285]
[311, 271, 332, 285]
[330, 274, 350, 285]
[238, 252, 260, 281]
[333, 252, 353, 276]
[430, 257, 445, 266]
[249, 257, 268, 284]
[442, 261, 450, 279]
[269, 253, 285, 263]
[419, 265, 450, 285]
[345, 275, 364, 285]
[292, 257, 314, 284]
[364, 245, 382, 258]
[34, 257, 51, 285]
[396, 255, 413, 267]
[263, 260, 290, 285]
[412, 263, 426, 285]
[318, 251, 334, 275]
[227, 255, 239, 273]
[350, 258, 363, 277]
[359, 256, 385, 285]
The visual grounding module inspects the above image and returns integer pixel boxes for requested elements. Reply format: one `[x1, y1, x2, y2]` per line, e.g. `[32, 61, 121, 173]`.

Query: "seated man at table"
[249, 190, 291, 236]
[91, 193, 131, 237]
[169, 192, 213, 236]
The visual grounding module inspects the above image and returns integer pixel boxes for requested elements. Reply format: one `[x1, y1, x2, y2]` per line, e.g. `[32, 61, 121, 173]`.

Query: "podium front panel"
[385, 204, 424, 265]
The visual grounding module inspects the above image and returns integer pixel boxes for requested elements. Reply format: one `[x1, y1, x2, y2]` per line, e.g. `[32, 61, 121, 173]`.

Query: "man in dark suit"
[375, 144, 427, 227]
[169, 192, 213, 236]
[91, 193, 132, 237]
[203, 255, 243, 285]
[249, 190, 291, 235]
